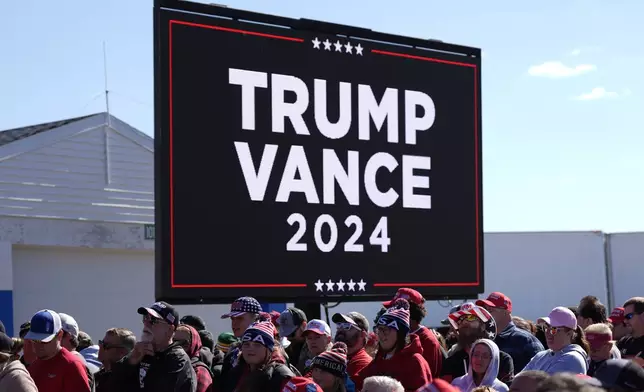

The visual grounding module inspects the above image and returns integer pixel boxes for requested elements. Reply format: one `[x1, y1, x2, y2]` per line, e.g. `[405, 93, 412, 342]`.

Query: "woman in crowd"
[0, 332, 37, 392]
[521, 307, 589, 375]
[357, 299, 432, 390]
[223, 320, 302, 392]
[451, 339, 509, 392]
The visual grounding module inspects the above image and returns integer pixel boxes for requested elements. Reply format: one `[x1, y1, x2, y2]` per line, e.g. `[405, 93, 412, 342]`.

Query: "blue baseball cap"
[24, 309, 62, 342]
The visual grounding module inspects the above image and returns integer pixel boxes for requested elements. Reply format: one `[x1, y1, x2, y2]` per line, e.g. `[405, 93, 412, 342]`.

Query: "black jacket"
[110, 342, 197, 392]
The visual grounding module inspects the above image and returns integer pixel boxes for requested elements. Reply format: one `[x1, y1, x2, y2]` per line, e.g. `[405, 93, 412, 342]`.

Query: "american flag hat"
[221, 296, 262, 319]
[377, 298, 411, 334]
[241, 320, 276, 352]
[447, 302, 497, 339]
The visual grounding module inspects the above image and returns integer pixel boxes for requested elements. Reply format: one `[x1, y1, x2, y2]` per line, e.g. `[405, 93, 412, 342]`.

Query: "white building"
[0, 113, 641, 340]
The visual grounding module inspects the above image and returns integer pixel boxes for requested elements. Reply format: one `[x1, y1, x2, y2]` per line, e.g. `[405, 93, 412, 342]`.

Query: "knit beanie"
[377, 298, 411, 335]
[216, 332, 237, 353]
[311, 342, 348, 378]
[241, 320, 276, 352]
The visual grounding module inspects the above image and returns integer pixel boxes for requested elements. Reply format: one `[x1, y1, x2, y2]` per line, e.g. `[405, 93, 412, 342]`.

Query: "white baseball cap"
[304, 319, 331, 336]
[59, 313, 80, 338]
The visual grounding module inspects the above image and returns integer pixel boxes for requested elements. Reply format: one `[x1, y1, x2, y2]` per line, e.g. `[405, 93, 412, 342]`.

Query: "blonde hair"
[585, 323, 612, 337]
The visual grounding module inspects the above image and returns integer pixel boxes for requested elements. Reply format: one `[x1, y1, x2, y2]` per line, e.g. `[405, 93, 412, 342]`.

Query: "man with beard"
[439, 302, 514, 385]
[332, 312, 373, 388]
[110, 301, 196, 391]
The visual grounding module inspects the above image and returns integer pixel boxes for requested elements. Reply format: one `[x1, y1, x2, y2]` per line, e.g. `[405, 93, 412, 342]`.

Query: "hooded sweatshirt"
[451, 339, 509, 392]
[520, 344, 587, 375]
[0, 361, 38, 392]
[183, 325, 214, 392]
[356, 334, 432, 391]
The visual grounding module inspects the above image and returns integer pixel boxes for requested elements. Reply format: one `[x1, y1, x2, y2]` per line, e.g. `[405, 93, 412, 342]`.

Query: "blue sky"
[1, 0, 643, 233]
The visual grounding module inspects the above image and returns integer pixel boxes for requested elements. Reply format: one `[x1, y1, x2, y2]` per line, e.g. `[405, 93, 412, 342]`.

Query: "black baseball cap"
[594, 359, 644, 391]
[180, 315, 207, 331]
[138, 301, 180, 327]
[332, 312, 369, 332]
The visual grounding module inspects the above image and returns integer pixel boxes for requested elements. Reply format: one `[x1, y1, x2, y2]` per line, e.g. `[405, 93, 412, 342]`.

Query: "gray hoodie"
[451, 339, 509, 392]
[521, 344, 588, 375]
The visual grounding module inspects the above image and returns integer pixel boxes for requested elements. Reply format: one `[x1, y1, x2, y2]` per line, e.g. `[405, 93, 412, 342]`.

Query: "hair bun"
[392, 298, 410, 310]
[257, 312, 272, 322]
[331, 341, 348, 355]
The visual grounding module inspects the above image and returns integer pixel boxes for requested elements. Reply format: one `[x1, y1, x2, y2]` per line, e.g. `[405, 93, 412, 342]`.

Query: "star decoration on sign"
[311, 37, 365, 56]
[334, 40, 343, 52]
[315, 279, 324, 292]
[323, 39, 332, 50]
[347, 279, 356, 291]
[355, 43, 364, 55]
[314, 279, 366, 292]
[312, 37, 321, 49]
[344, 42, 353, 54]
[325, 279, 335, 291]
[337, 279, 345, 291]
[357, 279, 367, 291]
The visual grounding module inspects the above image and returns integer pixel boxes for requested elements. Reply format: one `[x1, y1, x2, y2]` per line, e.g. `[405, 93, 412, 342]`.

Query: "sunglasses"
[336, 322, 360, 331]
[99, 340, 125, 350]
[143, 315, 166, 325]
[544, 325, 570, 335]
[457, 315, 479, 324]
[625, 312, 641, 320]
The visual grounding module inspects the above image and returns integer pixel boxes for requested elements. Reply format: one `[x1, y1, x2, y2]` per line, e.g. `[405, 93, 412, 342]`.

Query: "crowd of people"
[1, 289, 643, 392]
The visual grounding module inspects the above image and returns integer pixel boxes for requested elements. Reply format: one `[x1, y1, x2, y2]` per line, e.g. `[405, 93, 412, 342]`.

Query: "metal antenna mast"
[103, 41, 111, 127]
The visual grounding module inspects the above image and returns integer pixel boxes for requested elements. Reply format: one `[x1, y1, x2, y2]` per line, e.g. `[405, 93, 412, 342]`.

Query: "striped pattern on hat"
[377, 298, 411, 333]
[312, 342, 348, 378]
[242, 321, 276, 352]
[448, 302, 490, 325]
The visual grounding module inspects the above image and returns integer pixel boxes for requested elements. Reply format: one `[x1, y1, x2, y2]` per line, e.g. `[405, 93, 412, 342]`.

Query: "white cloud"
[571, 48, 582, 56]
[528, 61, 596, 78]
[573, 87, 619, 101]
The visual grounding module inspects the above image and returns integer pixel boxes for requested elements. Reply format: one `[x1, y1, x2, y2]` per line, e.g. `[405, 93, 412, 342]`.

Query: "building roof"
[0, 114, 100, 147]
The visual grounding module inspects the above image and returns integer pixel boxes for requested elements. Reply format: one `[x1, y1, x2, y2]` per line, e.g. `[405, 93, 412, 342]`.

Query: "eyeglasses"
[99, 340, 125, 350]
[336, 323, 360, 331]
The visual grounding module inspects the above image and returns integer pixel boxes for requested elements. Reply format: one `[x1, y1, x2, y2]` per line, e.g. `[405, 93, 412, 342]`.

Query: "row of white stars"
[314, 279, 367, 292]
[312, 37, 364, 55]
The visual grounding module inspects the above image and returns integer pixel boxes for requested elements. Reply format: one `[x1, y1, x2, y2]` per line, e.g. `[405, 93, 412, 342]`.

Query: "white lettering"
[402, 155, 432, 209]
[271, 73, 310, 135]
[275, 145, 319, 203]
[234, 142, 277, 201]
[322, 149, 359, 206]
[314, 79, 352, 139]
[358, 85, 398, 143]
[364, 152, 399, 208]
[228, 68, 267, 131]
[404, 90, 436, 145]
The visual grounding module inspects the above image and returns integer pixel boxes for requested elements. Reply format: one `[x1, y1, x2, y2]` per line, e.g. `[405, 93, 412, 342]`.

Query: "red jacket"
[356, 334, 432, 391]
[28, 347, 90, 392]
[347, 348, 372, 387]
[413, 326, 443, 376]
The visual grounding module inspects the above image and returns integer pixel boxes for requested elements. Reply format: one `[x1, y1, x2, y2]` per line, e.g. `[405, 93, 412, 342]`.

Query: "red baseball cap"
[608, 307, 625, 324]
[382, 288, 425, 308]
[475, 292, 512, 312]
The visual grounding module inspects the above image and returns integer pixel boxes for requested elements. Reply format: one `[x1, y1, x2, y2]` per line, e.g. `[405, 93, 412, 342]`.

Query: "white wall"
[608, 232, 644, 308]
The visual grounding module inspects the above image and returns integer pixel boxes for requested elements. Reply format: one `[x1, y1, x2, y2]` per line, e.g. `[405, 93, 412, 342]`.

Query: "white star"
[347, 279, 356, 291]
[314, 279, 324, 292]
[337, 279, 345, 291]
[326, 279, 335, 291]
[357, 279, 367, 291]
[355, 43, 364, 55]
[334, 40, 343, 52]
[312, 37, 321, 49]
[344, 41, 353, 54]
[323, 39, 332, 50]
